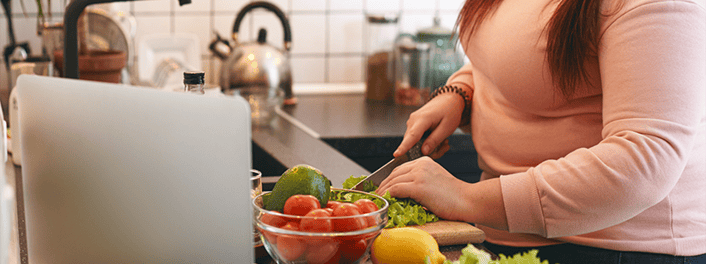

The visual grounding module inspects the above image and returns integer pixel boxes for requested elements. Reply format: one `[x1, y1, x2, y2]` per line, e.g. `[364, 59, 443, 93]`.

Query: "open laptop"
[13, 75, 253, 263]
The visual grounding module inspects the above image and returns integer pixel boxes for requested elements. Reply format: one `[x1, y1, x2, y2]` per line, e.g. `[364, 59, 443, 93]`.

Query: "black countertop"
[252, 93, 481, 189]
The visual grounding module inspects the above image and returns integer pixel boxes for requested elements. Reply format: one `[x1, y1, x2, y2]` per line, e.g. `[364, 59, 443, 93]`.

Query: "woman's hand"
[393, 93, 465, 158]
[375, 157, 473, 222]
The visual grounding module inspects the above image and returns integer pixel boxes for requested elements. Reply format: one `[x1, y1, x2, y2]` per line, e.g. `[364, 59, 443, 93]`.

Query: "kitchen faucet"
[62, 0, 192, 79]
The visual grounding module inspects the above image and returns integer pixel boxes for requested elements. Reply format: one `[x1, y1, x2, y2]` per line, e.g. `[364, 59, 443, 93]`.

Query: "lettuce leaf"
[444, 244, 553, 264]
[341, 175, 439, 228]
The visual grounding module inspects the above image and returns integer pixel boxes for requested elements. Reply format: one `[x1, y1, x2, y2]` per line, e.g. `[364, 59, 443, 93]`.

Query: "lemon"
[264, 164, 331, 211]
[371, 227, 446, 264]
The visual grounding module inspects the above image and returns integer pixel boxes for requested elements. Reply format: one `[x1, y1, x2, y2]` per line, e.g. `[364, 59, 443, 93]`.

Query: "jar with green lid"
[416, 16, 464, 91]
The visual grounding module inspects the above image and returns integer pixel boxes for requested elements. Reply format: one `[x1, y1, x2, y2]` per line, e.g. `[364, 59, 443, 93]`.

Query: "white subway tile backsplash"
[174, 0, 211, 13]
[328, 14, 363, 54]
[290, 57, 326, 83]
[292, 0, 326, 12]
[173, 15, 210, 54]
[213, 0, 249, 13]
[134, 16, 171, 42]
[403, 0, 436, 11]
[133, 0, 172, 13]
[366, 0, 400, 12]
[330, 0, 362, 11]
[0, 0, 463, 98]
[289, 13, 326, 54]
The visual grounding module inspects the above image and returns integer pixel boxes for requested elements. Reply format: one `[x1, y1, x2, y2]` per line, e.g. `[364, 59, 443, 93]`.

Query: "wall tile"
[134, 0, 171, 14]
[288, 13, 325, 55]
[365, 0, 399, 12]
[213, 0, 249, 13]
[134, 15, 171, 43]
[292, 0, 326, 12]
[174, 0, 210, 13]
[173, 15, 210, 54]
[328, 14, 363, 54]
[399, 13, 435, 35]
[330, 0, 362, 11]
[439, 0, 466, 12]
[328, 56, 363, 83]
[290, 57, 325, 83]
[403, 0, 435, 11]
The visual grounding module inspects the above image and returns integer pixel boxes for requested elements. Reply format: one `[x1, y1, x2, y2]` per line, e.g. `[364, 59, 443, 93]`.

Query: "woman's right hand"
[393, 92, 466, 158]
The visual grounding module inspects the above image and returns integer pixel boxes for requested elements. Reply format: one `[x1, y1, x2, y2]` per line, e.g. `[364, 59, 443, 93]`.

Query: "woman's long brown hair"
[456, 0, 601, 98]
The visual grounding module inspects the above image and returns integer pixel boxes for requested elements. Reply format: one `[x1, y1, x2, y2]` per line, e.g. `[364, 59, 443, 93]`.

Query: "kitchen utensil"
[209, 1, 296, 105]
[352, 139, 425, 191]
[365, 13, 399, 102]
[412, 220, 485, 246]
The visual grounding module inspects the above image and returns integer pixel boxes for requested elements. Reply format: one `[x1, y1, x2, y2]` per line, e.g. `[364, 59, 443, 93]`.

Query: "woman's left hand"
[375, 156, 473, 222]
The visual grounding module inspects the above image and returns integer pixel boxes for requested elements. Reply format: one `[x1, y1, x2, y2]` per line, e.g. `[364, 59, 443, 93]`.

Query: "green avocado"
[264, 164, 331, 212]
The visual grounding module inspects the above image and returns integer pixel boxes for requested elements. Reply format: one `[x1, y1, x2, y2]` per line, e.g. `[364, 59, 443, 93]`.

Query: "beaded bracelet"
[429, 85, 472, 126]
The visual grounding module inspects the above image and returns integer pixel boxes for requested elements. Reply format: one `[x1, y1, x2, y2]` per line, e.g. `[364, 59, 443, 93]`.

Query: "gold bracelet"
[430, 85, 471, 126]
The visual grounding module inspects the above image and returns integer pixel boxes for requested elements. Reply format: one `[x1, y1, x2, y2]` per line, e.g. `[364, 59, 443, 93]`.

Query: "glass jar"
[394, 38, 431, 106]
[416, 16, 464, 92]
[365, 14, 399, 102]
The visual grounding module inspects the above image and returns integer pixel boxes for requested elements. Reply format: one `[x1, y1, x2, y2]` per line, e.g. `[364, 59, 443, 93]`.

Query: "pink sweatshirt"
[446, 0, 706, 256]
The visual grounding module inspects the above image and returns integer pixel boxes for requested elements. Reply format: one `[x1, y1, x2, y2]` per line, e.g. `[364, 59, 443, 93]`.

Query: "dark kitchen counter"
[252, 92, 481, 190]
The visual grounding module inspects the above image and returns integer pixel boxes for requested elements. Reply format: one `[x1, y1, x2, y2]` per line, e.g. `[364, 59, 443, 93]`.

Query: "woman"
[375, 0, 706, 262]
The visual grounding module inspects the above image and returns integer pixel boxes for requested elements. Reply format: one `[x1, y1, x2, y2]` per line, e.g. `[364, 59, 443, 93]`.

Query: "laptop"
[13, 75, 253, 263]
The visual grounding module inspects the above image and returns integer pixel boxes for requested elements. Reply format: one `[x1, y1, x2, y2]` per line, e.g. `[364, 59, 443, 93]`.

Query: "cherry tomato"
[339, 239, 368, 264]
[276, 222, 305, 261]
[324, 208, 334, 214]
[305, 239, 339, 264]
[354, 199, 378, 213]
[326, 200, 342, 209]
[332, 203, 366, 232]
[284, 194, 321, 216]
[300, 209, 333, 233]
[260, 213, 287, 228]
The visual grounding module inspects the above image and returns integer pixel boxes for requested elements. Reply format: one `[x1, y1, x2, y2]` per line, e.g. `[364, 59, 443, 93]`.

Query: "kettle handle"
[232, 1, 292, 51]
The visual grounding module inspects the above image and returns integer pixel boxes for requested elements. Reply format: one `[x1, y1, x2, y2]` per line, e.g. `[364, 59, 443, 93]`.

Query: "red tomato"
[305, 239, 339, 264]
[276, 222, 305, 261]
[300, 209, 333, 233]
[332, 203, 366, 232]
[284, 194, 321, 216]
[260, 213, 287, 228]
[326, 200, 342, 209]
[324, 208, 334, 214]
[339, 239, 368, 264]
[354, 199, 378, 213]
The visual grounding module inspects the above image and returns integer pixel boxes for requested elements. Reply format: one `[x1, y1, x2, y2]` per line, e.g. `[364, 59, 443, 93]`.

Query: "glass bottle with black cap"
[183, 71, 205, 94]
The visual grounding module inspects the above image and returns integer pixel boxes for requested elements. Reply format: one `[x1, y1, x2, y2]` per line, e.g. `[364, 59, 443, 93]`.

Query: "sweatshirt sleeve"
[446, 62, 475, 92]
[501, 0, 706, 238]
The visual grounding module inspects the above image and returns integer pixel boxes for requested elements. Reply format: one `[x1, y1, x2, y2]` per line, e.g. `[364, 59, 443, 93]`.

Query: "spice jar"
[394, 37, 431, 106]
[365, 14, 399, 102]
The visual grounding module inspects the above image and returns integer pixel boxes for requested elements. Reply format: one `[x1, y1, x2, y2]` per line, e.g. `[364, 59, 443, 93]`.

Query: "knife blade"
[352, 140, 425, 191]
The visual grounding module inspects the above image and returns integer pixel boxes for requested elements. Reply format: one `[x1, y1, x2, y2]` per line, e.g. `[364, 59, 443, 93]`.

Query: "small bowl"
[253, 188, 389, 264]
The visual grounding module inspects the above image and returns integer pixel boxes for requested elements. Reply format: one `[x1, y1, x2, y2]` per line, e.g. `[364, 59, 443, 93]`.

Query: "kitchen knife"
[352, 139, 425, 191]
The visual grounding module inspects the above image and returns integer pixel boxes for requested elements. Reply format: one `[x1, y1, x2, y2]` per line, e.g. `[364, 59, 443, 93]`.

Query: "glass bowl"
[252, 188, 389, 264]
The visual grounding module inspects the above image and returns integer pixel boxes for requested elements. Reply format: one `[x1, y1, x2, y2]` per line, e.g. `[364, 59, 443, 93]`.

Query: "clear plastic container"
[365, 14, 399, 102]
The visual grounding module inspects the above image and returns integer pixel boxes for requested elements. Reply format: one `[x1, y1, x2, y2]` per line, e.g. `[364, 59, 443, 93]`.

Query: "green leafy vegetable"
[444, 244, 554, 264]
[341, 175, 440, 228]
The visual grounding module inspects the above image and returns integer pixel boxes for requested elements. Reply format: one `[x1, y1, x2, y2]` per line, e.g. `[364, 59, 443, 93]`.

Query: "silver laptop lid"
[14, 75, 253, 263]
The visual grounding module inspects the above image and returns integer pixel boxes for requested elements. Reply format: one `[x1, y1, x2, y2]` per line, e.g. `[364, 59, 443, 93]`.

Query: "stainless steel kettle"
[209, 1, 296, 105]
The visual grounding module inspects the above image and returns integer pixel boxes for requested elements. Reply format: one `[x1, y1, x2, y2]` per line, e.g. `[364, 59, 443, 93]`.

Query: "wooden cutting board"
[412, 220, 485, 246]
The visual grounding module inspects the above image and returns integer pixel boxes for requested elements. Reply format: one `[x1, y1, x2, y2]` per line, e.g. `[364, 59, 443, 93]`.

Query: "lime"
[265, 164, 331, 212]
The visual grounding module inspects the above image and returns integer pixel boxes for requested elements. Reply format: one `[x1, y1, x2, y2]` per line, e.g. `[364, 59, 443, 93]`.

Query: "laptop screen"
[14, 75, 253, 263]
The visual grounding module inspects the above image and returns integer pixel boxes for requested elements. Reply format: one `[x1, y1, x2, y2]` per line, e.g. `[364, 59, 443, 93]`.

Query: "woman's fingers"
[429, 139, 450, 159]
